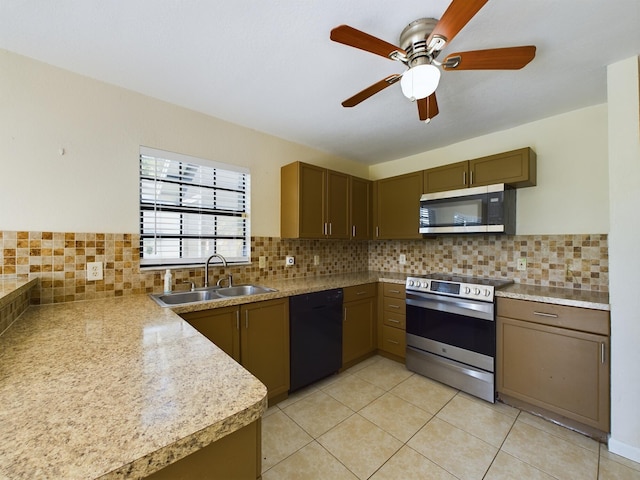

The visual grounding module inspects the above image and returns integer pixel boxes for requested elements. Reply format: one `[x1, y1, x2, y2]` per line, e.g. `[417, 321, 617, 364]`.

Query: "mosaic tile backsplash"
[0, 231, 607, 305]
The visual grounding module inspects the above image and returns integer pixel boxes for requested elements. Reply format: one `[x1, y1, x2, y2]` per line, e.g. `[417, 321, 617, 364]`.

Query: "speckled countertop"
[0, 275, 38, 310]
[0, 270, 609, 479]
[497, 283, 610, 311]
[0, 295, 267, 479]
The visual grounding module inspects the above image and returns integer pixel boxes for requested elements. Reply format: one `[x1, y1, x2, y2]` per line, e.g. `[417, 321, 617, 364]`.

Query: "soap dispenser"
[164, 269, 172, 294]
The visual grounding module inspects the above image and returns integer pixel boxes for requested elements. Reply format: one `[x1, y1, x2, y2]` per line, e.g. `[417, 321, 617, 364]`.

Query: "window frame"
[138, 146, 251, 268]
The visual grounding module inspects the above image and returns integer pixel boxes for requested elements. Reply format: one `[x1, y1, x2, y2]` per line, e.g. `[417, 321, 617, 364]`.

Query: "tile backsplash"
[0, 231, 607, 305]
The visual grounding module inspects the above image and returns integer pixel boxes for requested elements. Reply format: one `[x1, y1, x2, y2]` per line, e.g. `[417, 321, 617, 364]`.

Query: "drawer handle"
[388, 304, 400, 309]
[533, 311, 558, 318]
[389, 289, 400, 294]
[387, 318, 400, 324]
[387, 339, 399, 345]
[356, 291, 367, 296]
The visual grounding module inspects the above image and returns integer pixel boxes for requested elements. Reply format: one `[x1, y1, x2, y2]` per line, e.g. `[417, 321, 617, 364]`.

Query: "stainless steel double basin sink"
[150, 284, 277, 307]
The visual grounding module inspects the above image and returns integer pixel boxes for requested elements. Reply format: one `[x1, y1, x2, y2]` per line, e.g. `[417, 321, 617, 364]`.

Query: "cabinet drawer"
[382, 283, 405, 298]
[381, 325, 406, 357]
[383, 311, 406, 330]
[497, 297, 609, 335]
[343, 283, 376, 303]
[383, 296, 405, 315]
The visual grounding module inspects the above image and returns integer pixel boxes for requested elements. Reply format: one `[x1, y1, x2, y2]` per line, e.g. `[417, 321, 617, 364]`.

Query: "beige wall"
[370, 104, 609, 235]
[0, 49, 366, 238]
[1, 49, 610, 240]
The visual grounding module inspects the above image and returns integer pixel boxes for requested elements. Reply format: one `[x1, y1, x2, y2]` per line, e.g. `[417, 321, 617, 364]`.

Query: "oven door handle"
[406, 293, 494, 321]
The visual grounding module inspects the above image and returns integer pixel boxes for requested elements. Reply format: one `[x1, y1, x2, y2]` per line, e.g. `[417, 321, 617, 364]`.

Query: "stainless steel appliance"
[419, 183, 516, 234]
[405, 274, 513, 403]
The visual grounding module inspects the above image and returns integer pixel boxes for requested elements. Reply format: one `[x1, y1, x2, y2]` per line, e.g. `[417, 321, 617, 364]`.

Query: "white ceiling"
[1, 1, 639, 165]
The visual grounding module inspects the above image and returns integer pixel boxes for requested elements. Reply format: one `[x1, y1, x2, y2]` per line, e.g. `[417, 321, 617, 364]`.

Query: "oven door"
[406, 292, 495, 372]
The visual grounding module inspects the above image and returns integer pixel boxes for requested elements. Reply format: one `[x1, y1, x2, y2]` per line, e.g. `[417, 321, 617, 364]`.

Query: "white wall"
[0, 49, 367, 237]
[369, 105, 610, 235]
[607, 56, 640, 463]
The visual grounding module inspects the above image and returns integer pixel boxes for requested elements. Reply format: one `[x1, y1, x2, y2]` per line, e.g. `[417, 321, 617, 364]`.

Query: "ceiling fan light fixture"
[400, 64, 441, 101]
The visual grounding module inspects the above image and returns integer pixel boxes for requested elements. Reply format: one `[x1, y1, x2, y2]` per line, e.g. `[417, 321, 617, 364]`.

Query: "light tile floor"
[262, 355, 640, 480]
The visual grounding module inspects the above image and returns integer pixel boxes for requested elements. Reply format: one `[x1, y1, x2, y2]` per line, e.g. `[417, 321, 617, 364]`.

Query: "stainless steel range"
[405, 273, 513, 403]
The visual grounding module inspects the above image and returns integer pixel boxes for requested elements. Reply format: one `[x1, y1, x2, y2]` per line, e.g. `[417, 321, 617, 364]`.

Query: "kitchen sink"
[217, 285, 277, 297]
[149, 284, 276, 306]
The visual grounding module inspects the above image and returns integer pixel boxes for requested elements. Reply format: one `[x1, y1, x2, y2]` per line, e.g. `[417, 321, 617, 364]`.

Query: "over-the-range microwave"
[419, 183, 516, 234]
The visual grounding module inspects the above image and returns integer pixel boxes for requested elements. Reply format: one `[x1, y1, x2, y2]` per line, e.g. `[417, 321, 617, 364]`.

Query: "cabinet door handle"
[236, 310, 240, 330]
[387, 339, 399, 345]
[470, 171, 474, 185]
[533, 311, 558, 318]
[463, 171, 466, 185]
[352, 225, 356, 237]
[387, 318, 400, 324]
[323, 222, 327, 235]
[329, 222, 332, 235]
[344, 307, 347, 321]
[245, 311, 249, 329]
[601, 342, 606, 364]
[376, 226, 379, 238]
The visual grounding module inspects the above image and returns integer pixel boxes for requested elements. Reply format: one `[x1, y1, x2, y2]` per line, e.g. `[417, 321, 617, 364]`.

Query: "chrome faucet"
[204, 254, 231, 288]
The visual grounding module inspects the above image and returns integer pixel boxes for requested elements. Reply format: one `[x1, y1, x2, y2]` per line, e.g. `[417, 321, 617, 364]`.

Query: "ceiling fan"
[330, 0, 536, 122]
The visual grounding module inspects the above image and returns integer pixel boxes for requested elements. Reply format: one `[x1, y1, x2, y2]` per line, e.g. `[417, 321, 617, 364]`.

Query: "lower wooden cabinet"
[147, 419, 261, 479]
[181, 298, 289, 401]
[377, 282, 406, 360]
[342, 283, 377, 368]
[497, 297, 610, 432]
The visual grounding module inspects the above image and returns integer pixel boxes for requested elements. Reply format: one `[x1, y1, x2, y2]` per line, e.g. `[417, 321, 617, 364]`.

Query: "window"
[139, 146, 250, 267]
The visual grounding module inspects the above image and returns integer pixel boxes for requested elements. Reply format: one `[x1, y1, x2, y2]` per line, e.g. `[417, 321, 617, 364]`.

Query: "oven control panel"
[405, 276, 495, 302]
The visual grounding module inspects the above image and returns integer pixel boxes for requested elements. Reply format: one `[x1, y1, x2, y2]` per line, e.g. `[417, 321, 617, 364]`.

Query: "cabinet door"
[497, 316, 609, 430]
[240, 299, 290, 400]
[470, 147, 536, 188]
[281, 162, 325, 238]
[180, 307, 240, 362]
[423, 161, 469, 193]
[374, 172, 423, 239]
[350, 176, 371, 239]
[327, 170, 350, 238]
[343, 297, 376, 367]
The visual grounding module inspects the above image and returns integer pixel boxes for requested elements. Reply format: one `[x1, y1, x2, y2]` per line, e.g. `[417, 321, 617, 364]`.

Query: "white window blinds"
[139, 146, 250, 267]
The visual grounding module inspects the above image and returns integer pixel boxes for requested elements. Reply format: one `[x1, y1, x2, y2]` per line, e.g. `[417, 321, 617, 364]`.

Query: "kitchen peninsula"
[0, 290, 267, 479]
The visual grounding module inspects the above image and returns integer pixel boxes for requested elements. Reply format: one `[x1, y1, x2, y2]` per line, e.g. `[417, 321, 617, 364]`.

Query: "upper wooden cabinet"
[424, 147, 537, 193]
[349, 176, 372, 240]
[373, 171, 423, 239]
[281, 161, 370, 240]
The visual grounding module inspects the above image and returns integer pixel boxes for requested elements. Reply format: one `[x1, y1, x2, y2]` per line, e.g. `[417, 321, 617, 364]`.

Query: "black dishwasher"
[289, 288, 343, 392]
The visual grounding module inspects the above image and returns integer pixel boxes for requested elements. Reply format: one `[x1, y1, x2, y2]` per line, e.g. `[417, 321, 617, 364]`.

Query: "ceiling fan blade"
[331, 25, 407, 60]
[442, 46, 536, 70]
[427, 0, 488, 51]
[342, 74, 402, 107]
[418, 93, 439, 121]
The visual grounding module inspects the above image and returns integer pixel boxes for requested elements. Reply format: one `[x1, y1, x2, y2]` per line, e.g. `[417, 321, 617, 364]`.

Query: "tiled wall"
[0, 231, 607, 305]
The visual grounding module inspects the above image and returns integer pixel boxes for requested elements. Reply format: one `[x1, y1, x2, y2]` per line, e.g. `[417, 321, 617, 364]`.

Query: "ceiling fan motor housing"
[399, 18, 440, 67]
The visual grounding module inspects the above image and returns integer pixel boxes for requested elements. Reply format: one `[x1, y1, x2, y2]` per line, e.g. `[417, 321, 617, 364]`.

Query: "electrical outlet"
[258, 256, 266, 268]
[313, 255, 320, 266]
[516, 257, 527, 271]
[87, 261, 103, 281]
[399, 254, 407, 265]
[285, 256, 295, 266]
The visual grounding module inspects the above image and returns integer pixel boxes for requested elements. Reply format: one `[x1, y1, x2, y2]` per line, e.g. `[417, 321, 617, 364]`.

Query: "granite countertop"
[0, 270, 609, 478]
[169, 271, 407, 314]
[0, 275, 38, 310]
[0, 295, 267, 479]
[497, 283, 610, 311]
